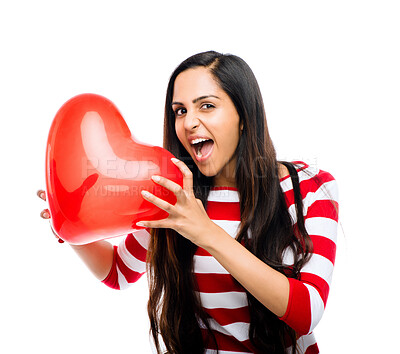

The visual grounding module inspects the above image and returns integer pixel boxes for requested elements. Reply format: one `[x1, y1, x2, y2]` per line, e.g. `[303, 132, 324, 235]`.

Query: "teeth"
[191, 138, 210, 145]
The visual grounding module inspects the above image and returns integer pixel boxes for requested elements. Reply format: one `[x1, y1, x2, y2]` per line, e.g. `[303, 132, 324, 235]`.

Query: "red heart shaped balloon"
[45, 93, 183, 245]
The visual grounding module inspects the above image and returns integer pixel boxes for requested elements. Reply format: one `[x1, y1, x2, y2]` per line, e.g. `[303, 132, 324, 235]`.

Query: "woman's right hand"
[37, 189, 114, 280]
[37, 189, 64, 243]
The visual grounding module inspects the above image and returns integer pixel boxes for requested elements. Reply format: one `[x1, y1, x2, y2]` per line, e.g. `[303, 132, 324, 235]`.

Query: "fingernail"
[151, 175, 161, 182]
[141, 190, 151, 198]
[43, 212, 49, 218]
[136, 222, 145, 227]
[171, 158, 180, 163]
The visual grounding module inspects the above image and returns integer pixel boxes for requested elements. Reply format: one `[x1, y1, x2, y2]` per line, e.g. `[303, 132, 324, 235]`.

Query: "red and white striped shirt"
[102, 161, 339, 354]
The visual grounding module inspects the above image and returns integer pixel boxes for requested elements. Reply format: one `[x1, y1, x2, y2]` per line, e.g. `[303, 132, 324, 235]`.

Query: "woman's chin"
[195, 164, 218, 178]
[199, 168, 216, 178]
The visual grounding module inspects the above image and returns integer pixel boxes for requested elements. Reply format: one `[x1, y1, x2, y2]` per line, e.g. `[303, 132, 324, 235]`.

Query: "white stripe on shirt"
[304, 284, 325, 333]
[118, 239, 147, 273]
[132, 229, 151, 250]
[305, 217, 338, 244]
[211, 220, 240, 238]
[197, 291, 248, 309]
[194, 255, 229, 274]
[202, 318, 250, 342]
[301, 253, 334, 285]
[208, 189, 240, 202]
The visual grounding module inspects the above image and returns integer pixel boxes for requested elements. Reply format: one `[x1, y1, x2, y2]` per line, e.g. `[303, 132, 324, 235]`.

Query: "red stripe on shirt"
[300, 272, 330, 306]
[101, 246, 120, 289]
[195, 273, 245, 293]
[305, 342, 319, 354]
[125, 233, 147, 262]
[204, 307, 250, 326]
[116, 252, 144, 283]
[279, 278, 312, 336]
[284, 172, 336, 207]
[206, 201, 241, 220]
[310, 235, 336, 265]
[307, 199, 339, 222]
[196, 247, 212, 257]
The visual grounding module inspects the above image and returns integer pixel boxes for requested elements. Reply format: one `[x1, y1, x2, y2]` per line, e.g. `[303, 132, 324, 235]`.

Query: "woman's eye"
[174, 107, 186, 116]
[201, 103, 215, 110]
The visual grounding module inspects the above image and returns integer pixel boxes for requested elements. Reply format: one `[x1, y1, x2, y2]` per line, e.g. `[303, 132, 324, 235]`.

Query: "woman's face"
[172, 67, 242, 187]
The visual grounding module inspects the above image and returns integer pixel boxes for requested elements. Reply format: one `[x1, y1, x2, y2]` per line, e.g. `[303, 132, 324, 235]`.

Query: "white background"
[1, 1, 399, 353]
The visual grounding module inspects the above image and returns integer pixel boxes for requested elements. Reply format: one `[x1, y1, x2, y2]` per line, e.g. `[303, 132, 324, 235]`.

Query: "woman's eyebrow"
[192, 95, 220, 104]
[172, 95, 221, 106]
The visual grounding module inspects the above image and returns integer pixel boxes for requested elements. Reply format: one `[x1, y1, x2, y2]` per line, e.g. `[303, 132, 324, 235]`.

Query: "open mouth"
[190, 138, 214, 161]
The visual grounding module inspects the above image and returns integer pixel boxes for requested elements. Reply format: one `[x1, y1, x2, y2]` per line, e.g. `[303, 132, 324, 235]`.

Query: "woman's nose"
[183, 112, 200, 130]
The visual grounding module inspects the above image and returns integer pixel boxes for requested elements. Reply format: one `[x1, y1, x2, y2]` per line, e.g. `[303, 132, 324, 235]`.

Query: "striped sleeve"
[102, 228, 150, 290]
[279, 171, 339, 336]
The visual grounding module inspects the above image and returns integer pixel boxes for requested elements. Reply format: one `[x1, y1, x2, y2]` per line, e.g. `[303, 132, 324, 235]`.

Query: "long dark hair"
[147, 51, 314, 353]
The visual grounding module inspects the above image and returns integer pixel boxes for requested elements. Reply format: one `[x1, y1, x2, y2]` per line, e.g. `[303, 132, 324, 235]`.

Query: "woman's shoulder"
[208, 160, 337, 201]
[279, 160, 318, 181]
[280, 160, 338, 197]
[280, 160, 334, 179]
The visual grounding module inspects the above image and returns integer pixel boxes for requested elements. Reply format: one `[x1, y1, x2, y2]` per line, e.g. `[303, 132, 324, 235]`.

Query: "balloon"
[45, 93, 183, 245]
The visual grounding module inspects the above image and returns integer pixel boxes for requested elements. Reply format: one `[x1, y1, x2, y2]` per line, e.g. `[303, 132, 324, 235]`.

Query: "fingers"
[38, 190, 50, 217]
[37, 189, 46, 201]
[149, 158, 194, 205]
[171, 158, 193, 194]
[136, 218, 170, 229]
[141, 190, 173, 212]
[151, 175, 184, 201]
[147, 158, 194, 204]
[37, 190, 51, 219]
[37, 189, 63, 242]
[40, 209, 51, 219]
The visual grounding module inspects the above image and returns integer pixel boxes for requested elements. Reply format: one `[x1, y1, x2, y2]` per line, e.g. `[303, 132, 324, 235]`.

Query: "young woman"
[38, 51, 339, 353]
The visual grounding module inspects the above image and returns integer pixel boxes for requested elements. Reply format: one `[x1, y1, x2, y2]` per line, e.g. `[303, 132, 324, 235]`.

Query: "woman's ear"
[240, 122, 244, 132]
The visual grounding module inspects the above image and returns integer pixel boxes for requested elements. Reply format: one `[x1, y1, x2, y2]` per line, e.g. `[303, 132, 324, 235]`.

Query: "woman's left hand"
[136, 158, 217, 247]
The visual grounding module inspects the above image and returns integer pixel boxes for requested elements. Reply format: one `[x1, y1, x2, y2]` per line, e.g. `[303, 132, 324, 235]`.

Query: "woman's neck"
[212, 174, 236, 188]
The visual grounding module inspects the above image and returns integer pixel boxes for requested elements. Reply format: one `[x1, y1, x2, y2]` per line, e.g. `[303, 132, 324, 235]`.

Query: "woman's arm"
[137, 160, 290, 316]
[137, 161, 290, 316]
[203, 174, 339, 335]
[200, 225, 290, 317]
[70, 241, 114, 281]
[101, 230, 150, 290]
[38, 189, 114, 281]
